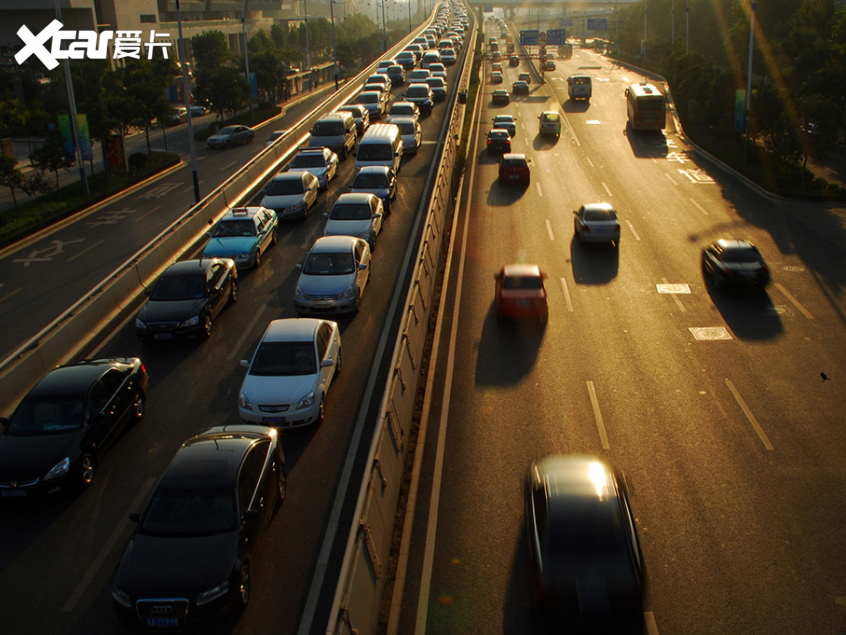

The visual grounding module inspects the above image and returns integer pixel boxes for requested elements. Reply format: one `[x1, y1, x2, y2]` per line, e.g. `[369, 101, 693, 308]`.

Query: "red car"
[495, 264, 548, 322]
[498, 153, 530, 186]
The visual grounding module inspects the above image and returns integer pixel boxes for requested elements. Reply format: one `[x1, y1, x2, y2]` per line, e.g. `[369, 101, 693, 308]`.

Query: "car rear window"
[502, 157, 527, 168]
[721, 247, 761, 263]
[291, 153, 325, 168]
[584, 209, 618, 222]
[503, 275, 542, 290]
[330, 203, 372, 221]
[266, 177, 303, 196]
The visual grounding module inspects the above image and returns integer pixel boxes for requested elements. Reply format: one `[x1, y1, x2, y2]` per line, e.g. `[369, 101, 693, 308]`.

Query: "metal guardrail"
[323, 10, 478, 635]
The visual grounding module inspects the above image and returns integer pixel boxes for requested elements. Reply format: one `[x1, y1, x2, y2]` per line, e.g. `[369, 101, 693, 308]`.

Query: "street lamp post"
[304, 0, 311, 70]
[240, 0, 253, 120]
[381, 0, 388, 52]
[743, 0, 756, 163]
[407, 0, 412, 33]
[175, 0, 200, 203]
[330, 0, 339, 90]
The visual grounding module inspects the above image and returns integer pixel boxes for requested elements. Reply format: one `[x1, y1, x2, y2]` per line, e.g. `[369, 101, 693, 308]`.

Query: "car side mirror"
[358, 263, 367, 270]
[239, 359, 250, 369]
[323, 212, 329, 218]
[242, 510, 259, 523]
[296, 263, 303, 271]
[321, 358, 334, 368]
[128, 512, 141, 523]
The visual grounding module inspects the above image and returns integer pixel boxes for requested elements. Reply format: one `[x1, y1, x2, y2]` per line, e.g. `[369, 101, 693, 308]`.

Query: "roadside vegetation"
[609, 0, 846, 200]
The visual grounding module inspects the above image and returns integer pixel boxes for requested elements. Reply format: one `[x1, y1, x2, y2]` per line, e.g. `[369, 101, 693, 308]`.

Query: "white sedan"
[238, 318, 341, 428]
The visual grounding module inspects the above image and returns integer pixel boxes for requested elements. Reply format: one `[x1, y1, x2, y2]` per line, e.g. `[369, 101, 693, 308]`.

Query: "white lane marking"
[689, 326, 732, 340]
[602, 181, 613, 197]
[645, 611, 661, 634]
[62, 476, 156, 613]
[661, 277, 686, 312]
[0, 287, 22, 305]
[626, 219, 641, 241]
[586, 119, 601, 124]
[657, 283, 690, 294]
[545, 219, 554, 241]
[587, 380, 610, 449]
[664, 172, 677, 185]
[560, 277, 574, 312]
[66, 239, 104, 263]
[689, 197, 709, 215]
[774, 283, 814, 320]
[725, 378, 774, 450]
[586, 156, 594, 167]
[536, 182, 542, 197]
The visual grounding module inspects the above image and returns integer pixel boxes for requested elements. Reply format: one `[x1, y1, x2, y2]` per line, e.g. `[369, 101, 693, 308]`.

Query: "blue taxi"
[203, 206, 279, 269]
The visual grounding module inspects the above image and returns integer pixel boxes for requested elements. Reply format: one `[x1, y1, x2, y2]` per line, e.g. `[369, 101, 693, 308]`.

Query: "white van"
[354, 123, 404, 174]
[567, 74, 592, 101]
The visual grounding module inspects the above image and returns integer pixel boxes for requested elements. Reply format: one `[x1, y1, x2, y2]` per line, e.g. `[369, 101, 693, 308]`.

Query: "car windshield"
[352, 173, 388, 188]
[291, 154, 325, 168]
[721, 247, 761, 263]
[331, 203, 372, 221]
[249, 341, 317, 375]
[584, 209, 618, 222]
[495, 117, 514, 125]
[303, 251, 356, 275]
[490, 131, 508, 140]
[265, 178, 303, 196]
[503, 275, 542, 290]
[357, 93, 378, 104]
[213, 219, 256, 237]
[142, 485, 237, 536]
[7, 396, 85, 434]
[396, 121, 416, 135]
[407, 86, 429, 98]
[391, 105, 414, 116]
[150, 274, 206, 301]
[502, 157, 526, 168]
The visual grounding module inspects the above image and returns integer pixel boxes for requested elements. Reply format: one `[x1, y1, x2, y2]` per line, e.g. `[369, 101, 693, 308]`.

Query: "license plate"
[153, 333, 173, 341]
[1, 489, 27, 498]
[145, 617, 180, 628]
[510, 174, 520, 180]
[262, 416, 286, 424]
[515, 299, 530, 307]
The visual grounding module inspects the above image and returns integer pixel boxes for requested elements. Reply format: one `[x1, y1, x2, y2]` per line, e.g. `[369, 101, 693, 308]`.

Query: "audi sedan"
[525, 455, 645, 615]
[135, 258, 238, 343]
[238, 318, 341, 427]
[701, 239, 770, 292]
[260, 170, 320, 220]
[0, 358, 149, 497]
[207, 125, 255, 148]
[574, 203, 621, 246]
[495, 263, 548, 322]
[112, 426, 285, 628]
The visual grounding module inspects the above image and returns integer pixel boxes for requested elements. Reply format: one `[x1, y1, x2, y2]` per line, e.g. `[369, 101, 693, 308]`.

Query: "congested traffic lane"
[393, 30, 846, 635]
[0, 34, 468, 635]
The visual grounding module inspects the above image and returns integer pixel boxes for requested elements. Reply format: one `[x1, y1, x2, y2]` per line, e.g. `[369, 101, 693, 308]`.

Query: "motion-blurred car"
[203, 206, 278, 269]
[487, 129, 511, 154]
[0, 358, 149, 497]
[492, 89, 510, 106]
[492, 114, 517, 136]
[525, 454, 645, 614]
[495, 263, 548, 321]
[538, 111, 561, 137]
[206, 125, 255, 148]
[135, 258, 238, 342]
[294, 237, 372, 315]
[512, 80, 530, 95]
[498, 153, 530, 186]
[349, 165, 397, 214]
[112, 426, 285, 627]
[701, 239, 770, 292]
[323, 192, 384, 249]
[287, 147, 339, 191]
[574, 203, 621, 246]
[260, 171, 320, 220]
[238, 318, 341, 426]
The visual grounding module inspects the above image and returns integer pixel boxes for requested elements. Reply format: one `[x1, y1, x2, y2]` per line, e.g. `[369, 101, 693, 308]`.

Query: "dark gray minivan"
[308, 112, 357, 160]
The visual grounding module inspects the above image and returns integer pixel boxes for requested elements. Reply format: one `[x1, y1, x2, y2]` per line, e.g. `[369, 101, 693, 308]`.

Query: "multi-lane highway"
[391, 26, 846, 635]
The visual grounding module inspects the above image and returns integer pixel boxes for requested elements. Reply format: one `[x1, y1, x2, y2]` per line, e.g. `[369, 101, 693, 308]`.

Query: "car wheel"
[254, 250, 261, 268]
[79, 453, 96, 488]
[229, 279, 239, 303]
[237, 564, 251, 608]
[316, 395, 326, 425]
[270, 229, 278, 245]
[276, 465, 287, 504]
[202, 313, 213, 338]
[335, 348, 342, 375]
[713, 273, 724, 292]
[132, 391, 145, 422]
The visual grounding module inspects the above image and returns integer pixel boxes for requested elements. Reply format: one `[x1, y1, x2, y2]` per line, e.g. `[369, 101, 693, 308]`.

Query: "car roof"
[489, 129, 509, 136]
[356, 165, 392, 176]
[714, 238, 755, 250]
[494, 114, 515, 120]
[310, 235, 361, 254]
[274, 170, 311, 181]
[261, 317, 324, 343]
[221, 206, 269, 220]
[533, 454, 618, 505]
[581, 202, 616, 213]
[335, 192, 377, 204]
[162, 259, 214, 276]
[295, 148, 327, 156]
[29, 359, 122, 397]
[503, 263, 542, 278]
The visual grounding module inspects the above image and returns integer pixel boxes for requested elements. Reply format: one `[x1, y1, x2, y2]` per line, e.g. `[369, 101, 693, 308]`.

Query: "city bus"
[625, 83, 666, 131]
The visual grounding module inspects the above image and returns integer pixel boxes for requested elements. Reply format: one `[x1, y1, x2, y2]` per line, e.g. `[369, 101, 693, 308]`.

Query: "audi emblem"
[150, 605, 173, 615]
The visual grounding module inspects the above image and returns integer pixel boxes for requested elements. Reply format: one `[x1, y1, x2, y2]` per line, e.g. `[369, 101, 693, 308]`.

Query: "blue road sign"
[520, 29, 539, 46]
[587, 18, 608, 31]
[546, 28, 566, 45]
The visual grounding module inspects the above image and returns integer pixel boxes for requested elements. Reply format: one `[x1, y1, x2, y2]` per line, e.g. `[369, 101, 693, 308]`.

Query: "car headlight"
[340, 284, 356, 299]
[287, 201, 305, 213]
[44, 456, 70, 481]
[237, 252, 251, 260]
[296, 391, 316, 410]
[294, 286, 305, 300]
[135, 318, 146, 329]
[239, 393, 253, 410]
[356, 230, 371, 239]
[197, 581, 229, 606]
[181, 315, 200, 328]
[112, 586, 132, 608]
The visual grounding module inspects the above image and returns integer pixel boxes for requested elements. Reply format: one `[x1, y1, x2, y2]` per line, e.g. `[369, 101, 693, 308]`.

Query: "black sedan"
[0, 358, 149, 497]
[135, 258, 238, 343]
[486, 129, 511, 154]
[112, 425, 286, 629]
[525, 455, 645, 616]
[512, 80, 530, 96]
[701, 238, 770, 292]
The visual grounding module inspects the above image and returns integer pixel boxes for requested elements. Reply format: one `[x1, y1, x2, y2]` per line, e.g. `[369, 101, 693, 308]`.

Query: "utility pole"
[176, 0, 200, 203]
[241, 0, 253, 120]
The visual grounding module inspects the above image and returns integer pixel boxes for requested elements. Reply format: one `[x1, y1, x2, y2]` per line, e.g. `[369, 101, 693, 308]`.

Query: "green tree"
[29, 129, 75, 188]
[191, 31, 232, 73]
[0, 152, 24, 206]
[195, 66, 249, 120]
